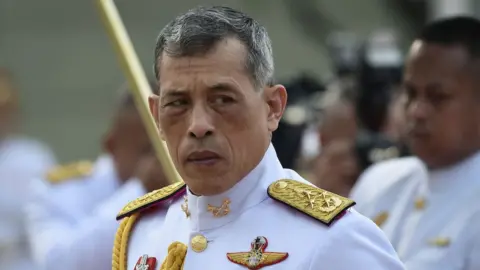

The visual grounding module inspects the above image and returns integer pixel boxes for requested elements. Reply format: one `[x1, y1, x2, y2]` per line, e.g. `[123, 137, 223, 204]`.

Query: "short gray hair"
[153, 6, 274, 89]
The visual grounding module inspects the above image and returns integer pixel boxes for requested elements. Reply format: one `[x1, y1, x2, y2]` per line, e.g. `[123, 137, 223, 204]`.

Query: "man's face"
[150, 38, 286, 195]
[106, 110, 152, 181]
[403, 41, 480, 168]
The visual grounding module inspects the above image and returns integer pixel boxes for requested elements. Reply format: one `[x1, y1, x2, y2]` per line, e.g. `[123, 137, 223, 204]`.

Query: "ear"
[148, 94, 165, 140]
[263, 84, 287, 132]
[101, 130, 115, 155]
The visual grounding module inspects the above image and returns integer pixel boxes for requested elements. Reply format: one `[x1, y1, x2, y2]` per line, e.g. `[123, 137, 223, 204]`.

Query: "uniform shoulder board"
[268, 179, 356, 226]
[45, 160, 93, 184]
[116, 181, 186, 220]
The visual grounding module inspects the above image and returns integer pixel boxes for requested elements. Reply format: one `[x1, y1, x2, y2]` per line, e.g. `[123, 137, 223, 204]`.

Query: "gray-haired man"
[113, 6, 405, 270]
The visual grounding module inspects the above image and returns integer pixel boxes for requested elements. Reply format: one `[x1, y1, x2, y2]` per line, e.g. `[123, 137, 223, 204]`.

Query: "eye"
[428, 92, 451, 103]
[212, 96, 235, 105]
[164, 99, 188, 107]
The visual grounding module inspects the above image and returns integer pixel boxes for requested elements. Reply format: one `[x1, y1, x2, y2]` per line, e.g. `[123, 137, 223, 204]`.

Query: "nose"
[188, 105, 214, 139]
[406, 99, 430, 121]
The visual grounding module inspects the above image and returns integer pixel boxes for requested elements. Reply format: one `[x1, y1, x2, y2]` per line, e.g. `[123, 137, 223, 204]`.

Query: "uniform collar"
[186, 143, 284, 231]
[428, 150, 480, 191]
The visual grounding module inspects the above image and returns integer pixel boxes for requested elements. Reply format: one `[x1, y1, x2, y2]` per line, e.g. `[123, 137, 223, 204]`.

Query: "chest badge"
[227, 236, 288, 269]
[134, 254, 157, 270]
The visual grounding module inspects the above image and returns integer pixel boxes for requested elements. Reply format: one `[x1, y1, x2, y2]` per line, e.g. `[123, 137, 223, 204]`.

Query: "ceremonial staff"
[96, 0, 182, 184]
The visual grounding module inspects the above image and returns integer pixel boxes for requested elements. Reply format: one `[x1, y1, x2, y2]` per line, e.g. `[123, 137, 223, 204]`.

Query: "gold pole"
[96, 0, 182, 184]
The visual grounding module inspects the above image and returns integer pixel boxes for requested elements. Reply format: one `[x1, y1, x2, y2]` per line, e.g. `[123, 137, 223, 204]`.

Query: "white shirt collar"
[186, 143, 284, 231]
[428, 150, 480, 191]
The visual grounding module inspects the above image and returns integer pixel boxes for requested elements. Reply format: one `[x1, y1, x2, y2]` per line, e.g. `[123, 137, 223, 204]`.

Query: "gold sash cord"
[112, 213, 187, 270]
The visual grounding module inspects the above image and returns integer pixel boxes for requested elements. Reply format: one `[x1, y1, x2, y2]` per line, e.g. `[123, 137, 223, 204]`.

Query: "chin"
[183, 173, 230, 196]
[184, 160, 228, 176]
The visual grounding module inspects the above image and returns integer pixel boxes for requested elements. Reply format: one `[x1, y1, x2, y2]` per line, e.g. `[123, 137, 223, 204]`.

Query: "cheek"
[217, 105, 263, 145]
[158, 116, 184, 146]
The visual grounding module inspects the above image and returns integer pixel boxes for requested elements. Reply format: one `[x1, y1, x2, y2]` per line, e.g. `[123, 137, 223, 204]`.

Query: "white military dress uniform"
[0, 137, 56, 270]
[351, 153, 480, 270]
[26, 155, 147, 270]
[114, 144, 405, 270]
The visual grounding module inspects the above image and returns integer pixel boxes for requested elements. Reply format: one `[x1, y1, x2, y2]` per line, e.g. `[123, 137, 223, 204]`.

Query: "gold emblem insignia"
[268, 179, 355, 225]
[227, 236, 288, 269]
[191, 234, 208, 253]
[181, 195, 190, 218]
[207, 198, 231, 217]
[372, 211, 389, 227]
[45, 160, 93, 184]
[428, 237, 450, 247]
[117, 181, 186, 220]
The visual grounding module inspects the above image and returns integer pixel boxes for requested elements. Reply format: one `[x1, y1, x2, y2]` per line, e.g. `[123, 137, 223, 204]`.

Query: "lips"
[186, 150, 221, 165]
[408, 128, 429, 138]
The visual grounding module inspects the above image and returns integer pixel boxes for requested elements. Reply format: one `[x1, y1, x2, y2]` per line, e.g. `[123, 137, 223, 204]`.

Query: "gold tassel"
[160, 242, 188, 270]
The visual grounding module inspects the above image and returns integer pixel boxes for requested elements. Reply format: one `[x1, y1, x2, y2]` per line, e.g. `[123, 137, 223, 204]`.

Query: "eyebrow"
[160, 89, 187, 100]
[208, 82, 239, 93]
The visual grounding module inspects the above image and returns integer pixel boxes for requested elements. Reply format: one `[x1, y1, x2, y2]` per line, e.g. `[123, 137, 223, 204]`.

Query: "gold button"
[190, 235, 208, 253]
[276, 181, 288, 189]
[373, 212, 389, 227]
[415, 198, 426, 210]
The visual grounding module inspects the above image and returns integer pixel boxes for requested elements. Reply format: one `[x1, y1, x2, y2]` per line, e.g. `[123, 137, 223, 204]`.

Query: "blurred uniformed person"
[112, 6, 405, 270]
[25, 83, 169, 270]
[314, 131, 408, 197]
[0, 69, 56, 270]
[351, 17, 480, 269]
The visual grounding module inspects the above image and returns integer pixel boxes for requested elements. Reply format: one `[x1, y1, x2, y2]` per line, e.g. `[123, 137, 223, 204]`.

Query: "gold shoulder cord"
[160, 242, 188, 270]
[112, 213, 139, 270]
[112, 214, 187, 270]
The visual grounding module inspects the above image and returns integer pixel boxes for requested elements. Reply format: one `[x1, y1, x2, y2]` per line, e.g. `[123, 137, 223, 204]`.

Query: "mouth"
[407, 128, 430, 141]
[186, 150, 221, 166]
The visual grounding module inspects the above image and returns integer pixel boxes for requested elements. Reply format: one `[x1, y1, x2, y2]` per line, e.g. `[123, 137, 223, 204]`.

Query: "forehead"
[157, 38, 251, 94]
[404, 41, 470, 84]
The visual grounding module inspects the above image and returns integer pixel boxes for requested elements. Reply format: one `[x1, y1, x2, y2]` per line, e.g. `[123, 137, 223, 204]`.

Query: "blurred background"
[2, 0, 478, 161]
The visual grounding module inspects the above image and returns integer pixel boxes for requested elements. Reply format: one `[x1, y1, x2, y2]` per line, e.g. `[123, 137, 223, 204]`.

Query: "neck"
[426, 147, 480, 171]
[185, 143, 285, 231]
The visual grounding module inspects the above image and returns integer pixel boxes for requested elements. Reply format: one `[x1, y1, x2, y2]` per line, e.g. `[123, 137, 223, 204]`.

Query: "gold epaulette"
[116, 181, 186, 220]
[45, 160, 93, 184]
[268, 179, 355, 226]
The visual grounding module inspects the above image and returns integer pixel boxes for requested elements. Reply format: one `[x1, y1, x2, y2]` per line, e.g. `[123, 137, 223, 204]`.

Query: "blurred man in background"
[0, 69, 56, 270]
[317, 80, 358, 147]
[308, 29, 409, 194]
[25, 82, 169, 270]
[351, 17, 480, 269]
[314, 131, 407, 197]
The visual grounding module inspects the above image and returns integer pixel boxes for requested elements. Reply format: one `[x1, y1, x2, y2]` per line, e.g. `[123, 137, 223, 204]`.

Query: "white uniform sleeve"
[307, 210, 406, 270]
[26, 179, 146, 270]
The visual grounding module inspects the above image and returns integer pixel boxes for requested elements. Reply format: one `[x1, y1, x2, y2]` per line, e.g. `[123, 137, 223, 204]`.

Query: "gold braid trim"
[111, 213, 139, 270]
[160, 242, 188, 270]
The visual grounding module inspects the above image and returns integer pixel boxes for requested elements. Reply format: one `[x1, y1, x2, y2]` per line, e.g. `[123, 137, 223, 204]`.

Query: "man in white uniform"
[113, 6, 405, 270]
[25, 84, 169, 270]
[350, 17, 480, 270]
[0, 69, 57, 270]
